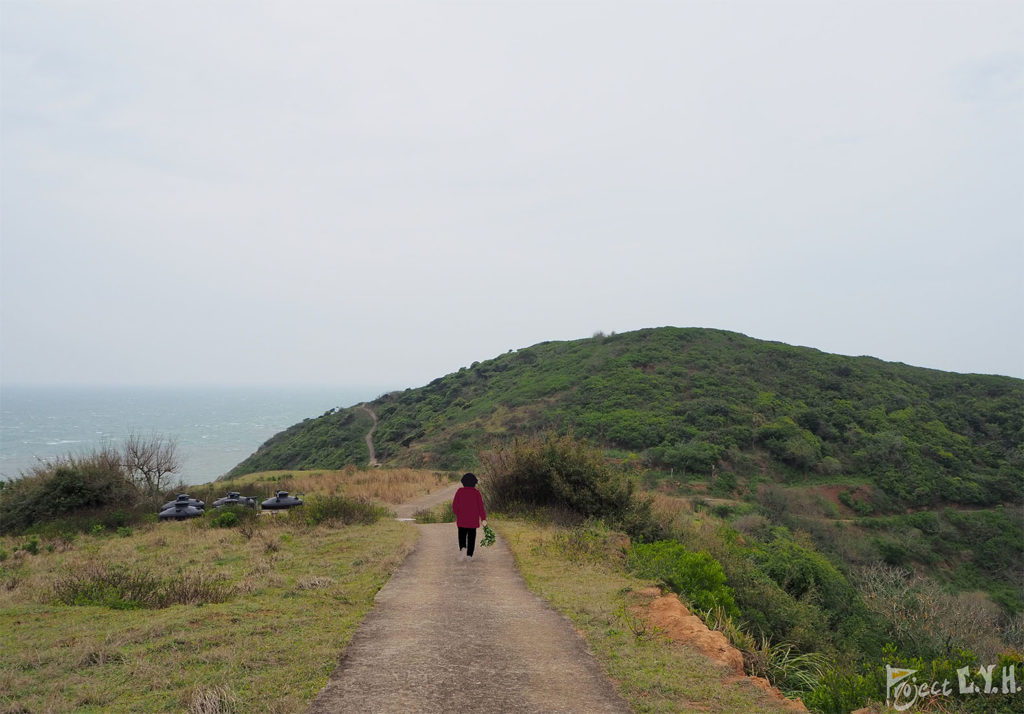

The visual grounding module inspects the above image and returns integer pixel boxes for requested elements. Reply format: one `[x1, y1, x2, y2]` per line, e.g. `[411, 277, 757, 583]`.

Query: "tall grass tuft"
[302, 495, 391, 526]
[743, 635, 829, 694]
[54, 562, 234, 609]
[413, 503, 455, 523]
[535, 520, 630, 567]
[700, 604, 756, 651]
[699, 602, 829, 695]
[186, 684, 238, 714]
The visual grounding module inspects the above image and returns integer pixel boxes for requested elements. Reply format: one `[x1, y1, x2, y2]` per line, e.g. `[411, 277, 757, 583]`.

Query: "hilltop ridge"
[228, 327, 1022, 511]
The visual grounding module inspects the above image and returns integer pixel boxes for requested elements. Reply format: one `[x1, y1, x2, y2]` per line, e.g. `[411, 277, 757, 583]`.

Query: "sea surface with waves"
[0, 385, 387, 484]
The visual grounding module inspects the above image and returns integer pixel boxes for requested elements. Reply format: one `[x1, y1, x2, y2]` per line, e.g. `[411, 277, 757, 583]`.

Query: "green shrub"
[713, 504, 733, 519]
[751, 537, 857, 620]
[905, 510, 940, 534]
[839, 490, 874, 516]
[0, 448, 142, 535]
[838, 490, 855, 510]
[102, 509, 134, 529]
[205, 504, 257, 529]
[210, 510, 239, 528]
[480, 433, 662, 541]
[697, 533, 840, 653]
[22, 535, 39, 555]
[874, 538, 908, 565]
[802, 662, 882, 714]
[117, 527, 133, 538]
[711, 471, 738, 497]
[647, 439, 723, 473]
[627, 540, 739, 616]
[757, 417, 822, 470]
[818, 456, 843, 476]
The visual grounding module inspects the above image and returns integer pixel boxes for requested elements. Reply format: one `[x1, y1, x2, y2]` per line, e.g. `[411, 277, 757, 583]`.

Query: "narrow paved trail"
[358, 405, 379, 467]
[307, 520, 632, 713]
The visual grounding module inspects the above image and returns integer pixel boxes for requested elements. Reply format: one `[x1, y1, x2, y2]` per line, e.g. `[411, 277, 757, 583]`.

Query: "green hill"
[229, 327, 1022, 509]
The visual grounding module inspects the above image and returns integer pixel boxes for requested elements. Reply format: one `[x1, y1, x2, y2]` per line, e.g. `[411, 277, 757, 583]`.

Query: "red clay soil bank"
[635, 588, 809, 713]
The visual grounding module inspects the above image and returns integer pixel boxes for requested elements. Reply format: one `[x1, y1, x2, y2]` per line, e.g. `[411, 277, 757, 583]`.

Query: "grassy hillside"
[0, 513, 417, 712]
[229, 327, 1022, 511]
[226, 406, 374, 475]
[0, 469, 453, 712]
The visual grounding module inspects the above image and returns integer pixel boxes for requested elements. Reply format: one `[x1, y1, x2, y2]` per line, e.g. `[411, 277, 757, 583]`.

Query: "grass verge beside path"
[497, 520, 791, 714]
[0, 517, 417, 713]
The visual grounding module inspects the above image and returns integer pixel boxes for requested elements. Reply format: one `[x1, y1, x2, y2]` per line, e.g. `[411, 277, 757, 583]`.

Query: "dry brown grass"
[649, 492, 694, 531]
[186, 684, 238, 714]
[222, 467, 453, 505]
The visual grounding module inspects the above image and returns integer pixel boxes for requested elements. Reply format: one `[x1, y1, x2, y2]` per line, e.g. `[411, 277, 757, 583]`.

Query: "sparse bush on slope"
[1, 434, 187, 535]
[0, 448, 144, 535]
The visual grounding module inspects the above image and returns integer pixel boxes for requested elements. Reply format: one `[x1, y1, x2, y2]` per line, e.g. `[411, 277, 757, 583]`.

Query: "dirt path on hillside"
[307, 521, 632, 714]
[358, 405, 379, 467]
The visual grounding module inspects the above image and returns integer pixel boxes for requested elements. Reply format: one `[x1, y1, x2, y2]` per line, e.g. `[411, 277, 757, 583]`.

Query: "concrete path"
[307, 522, 632, 714]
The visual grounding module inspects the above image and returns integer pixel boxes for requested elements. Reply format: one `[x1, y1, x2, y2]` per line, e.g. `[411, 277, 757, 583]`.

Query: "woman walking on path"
[452, 472, 486, 558]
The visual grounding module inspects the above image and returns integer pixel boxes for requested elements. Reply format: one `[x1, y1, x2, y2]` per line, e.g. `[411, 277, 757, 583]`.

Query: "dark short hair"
[461, 472, 478, 487]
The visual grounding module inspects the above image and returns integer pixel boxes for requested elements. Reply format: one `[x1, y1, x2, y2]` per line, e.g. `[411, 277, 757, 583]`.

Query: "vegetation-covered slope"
[227, 405, 374, 475]
[230, 327, 1022, 509]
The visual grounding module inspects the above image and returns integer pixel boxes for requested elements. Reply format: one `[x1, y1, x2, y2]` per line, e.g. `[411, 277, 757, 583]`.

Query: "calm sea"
[0, 385, 386, 484]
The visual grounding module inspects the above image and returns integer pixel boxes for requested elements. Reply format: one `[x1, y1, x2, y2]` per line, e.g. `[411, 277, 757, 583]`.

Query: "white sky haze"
[2, 1, 1022, 387]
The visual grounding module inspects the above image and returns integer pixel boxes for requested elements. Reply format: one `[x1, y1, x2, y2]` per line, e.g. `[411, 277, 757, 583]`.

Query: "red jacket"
[452, 487, 486, 528]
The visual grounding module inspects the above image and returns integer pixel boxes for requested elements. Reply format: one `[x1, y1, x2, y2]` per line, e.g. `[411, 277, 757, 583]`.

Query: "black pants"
[458, 527, 477, 557]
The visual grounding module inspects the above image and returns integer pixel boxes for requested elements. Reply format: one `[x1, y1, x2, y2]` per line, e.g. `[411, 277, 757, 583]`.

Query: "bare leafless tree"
[1002, 612, 1024, 652]
[121, 433, 180, 500]
[855, 563, 1005, 659]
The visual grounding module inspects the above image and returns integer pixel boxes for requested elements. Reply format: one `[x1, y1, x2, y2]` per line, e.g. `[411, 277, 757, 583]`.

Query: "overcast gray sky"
[2, 1, 1022, 388]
